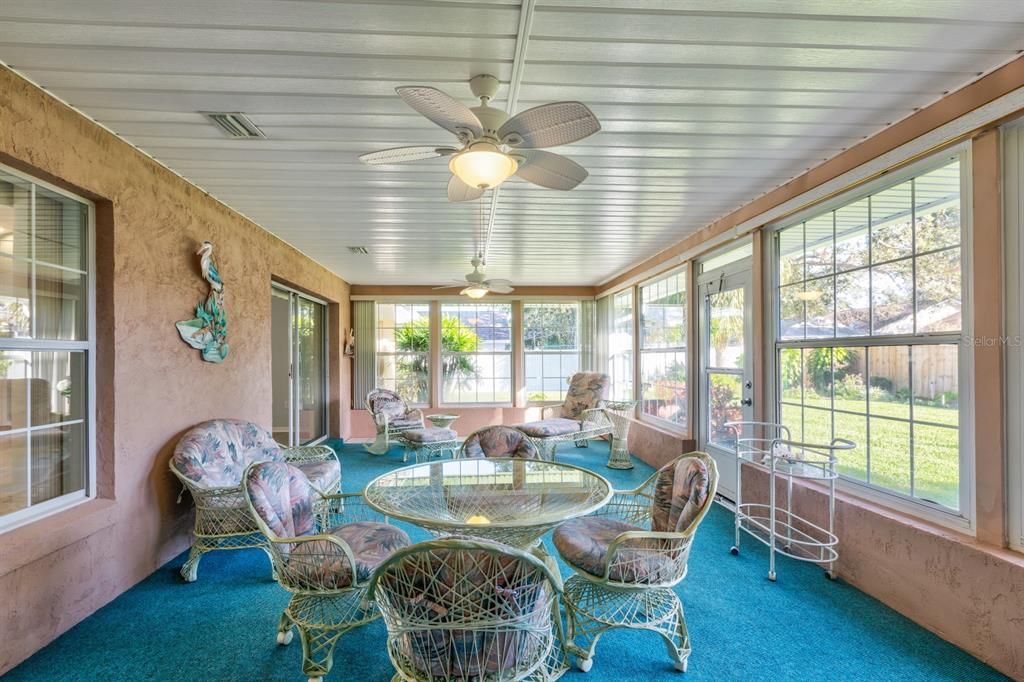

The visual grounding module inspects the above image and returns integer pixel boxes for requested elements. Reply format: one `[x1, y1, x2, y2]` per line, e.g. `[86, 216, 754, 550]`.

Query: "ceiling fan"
[433, 256, 513, 299]
[358, 74, 601, 202]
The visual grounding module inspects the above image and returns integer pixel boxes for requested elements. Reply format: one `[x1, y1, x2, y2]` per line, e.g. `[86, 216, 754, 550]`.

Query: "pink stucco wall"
[0, 66, 352, 673]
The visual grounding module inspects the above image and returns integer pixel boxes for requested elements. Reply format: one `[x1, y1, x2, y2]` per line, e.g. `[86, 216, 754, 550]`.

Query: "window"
[0, 167, 93, 529]
[609, 290, 634, 400]
[523, 302, 580, 402]
[440, 303, 512, 404]
[375, 303, 430, 405]
[640, 269, 687, 427]
[775, 157, 965, 513]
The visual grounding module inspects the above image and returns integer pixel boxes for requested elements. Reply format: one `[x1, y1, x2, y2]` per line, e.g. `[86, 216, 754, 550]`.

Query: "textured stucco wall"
[0, 66, 351, 673]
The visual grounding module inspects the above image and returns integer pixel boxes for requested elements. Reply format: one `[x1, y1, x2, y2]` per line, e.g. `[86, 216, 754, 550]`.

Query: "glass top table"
[363, 458, 613, 548]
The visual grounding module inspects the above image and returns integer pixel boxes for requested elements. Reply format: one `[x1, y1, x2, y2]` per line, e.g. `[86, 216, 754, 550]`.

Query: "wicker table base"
[396, 436, 461, 464]
[603, 401, 637, 469]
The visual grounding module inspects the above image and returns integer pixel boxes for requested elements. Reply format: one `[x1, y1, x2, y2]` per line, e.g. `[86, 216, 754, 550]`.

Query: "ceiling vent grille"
[202, 112, 266, 139]
[347, 246, 370, 254]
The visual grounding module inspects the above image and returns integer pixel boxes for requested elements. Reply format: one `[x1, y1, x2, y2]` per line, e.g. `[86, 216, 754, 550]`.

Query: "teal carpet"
[6, 441, 1006, 681]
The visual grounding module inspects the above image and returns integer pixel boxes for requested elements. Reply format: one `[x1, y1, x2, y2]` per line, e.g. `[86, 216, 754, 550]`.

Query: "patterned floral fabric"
[553, 516, 676, 583]
[173, 419, 284, 488]
[377, 537, 552, 678]
[293, 459, 341, 493]
[289, 521, 411, 590]
[402, 427, 459, 444]
[651, 456, 711, 533]
[560, 372, 610, 419]
[514, 418, 581, 438]
[461, 426, 540, 459]
[244, 461, 316, 540]
[367, 389, 411, 422]
[386, 416, 424, 430]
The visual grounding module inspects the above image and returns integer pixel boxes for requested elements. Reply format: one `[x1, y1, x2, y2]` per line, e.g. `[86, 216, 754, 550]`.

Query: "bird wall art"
[176, 240, 229, 363]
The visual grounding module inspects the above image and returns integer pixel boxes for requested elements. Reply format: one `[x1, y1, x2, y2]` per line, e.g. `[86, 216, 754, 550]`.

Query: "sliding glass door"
[271, 285, 328, 446]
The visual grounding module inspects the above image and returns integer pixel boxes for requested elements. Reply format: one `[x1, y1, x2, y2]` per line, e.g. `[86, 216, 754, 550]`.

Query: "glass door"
[271, 285, 328, 446]
[698, 263, 753, 499]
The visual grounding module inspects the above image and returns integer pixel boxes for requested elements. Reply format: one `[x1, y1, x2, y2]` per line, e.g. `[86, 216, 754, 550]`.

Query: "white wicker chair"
[365, 388, 425, 455]
[169, 418, 341, 582]
[244, 460, 411, 682]
[514, 372, 615, 461]
[368, 536, 569, 681]
[553, 452, 718, 673]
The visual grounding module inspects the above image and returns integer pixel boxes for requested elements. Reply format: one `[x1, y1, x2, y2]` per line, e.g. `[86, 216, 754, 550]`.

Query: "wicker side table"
[603, 400, 638, 469]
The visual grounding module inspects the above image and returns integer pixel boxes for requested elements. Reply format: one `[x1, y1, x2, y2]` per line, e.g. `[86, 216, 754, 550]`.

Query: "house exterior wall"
[0, 65, 352, 673]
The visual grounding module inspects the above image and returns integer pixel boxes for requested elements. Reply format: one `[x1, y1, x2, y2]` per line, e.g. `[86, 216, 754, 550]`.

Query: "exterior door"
[271, 285, 328, 446]
[698, 267, 754, 499]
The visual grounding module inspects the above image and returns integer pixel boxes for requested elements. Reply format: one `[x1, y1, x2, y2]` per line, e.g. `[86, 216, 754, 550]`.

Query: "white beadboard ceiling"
[1, 0, 1023, 285]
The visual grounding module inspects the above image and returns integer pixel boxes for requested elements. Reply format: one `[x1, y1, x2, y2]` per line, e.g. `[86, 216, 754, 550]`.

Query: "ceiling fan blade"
[448, 175, 485, 202]
[487, 283, 514, 294]
[396, 86, 483, 139]
[484, 278, 512, 287]
[432, 283, 465, 290]
[514, 150, 588, 190]
[358, 146, 457, 165]
[498, 102, 601, 149]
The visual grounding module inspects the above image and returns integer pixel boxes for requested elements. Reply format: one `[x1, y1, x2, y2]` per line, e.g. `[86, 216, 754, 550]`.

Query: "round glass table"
[363, 458, 613, 549]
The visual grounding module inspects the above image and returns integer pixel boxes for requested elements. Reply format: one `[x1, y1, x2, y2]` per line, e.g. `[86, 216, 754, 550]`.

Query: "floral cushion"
[173, 419, 284, 488]
[461, 426, 539, 459]
[651, 456, 711, 533]
[244, 461, 316, 540]
[401, 427, 458, 444]
[379, 537, 551, 678]
[294, 459, 341, 493]
[385, 415, 423, 431]
[289, 521, 411, 589]
[560, 372, 610, 419]
[368, 389, 410, 422]
[553, 516, 676, 583]
[515, 418, 581, 438]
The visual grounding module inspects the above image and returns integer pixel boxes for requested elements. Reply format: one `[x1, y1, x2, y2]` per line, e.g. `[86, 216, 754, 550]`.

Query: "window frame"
[0, 162, 96, 534]
[373, 301, 431, 408]
[638, 265, 690, 433]
[608, 288, 635, 402]
[1004, 120, 1024, 552]
[439, 301, 514, 407]
[522, 301, 582, 405]
[767, 146, 975, 531]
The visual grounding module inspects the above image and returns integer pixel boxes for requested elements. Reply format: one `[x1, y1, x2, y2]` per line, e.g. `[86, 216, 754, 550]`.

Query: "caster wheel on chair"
[576, 657, 593, 672]
[729, 546, 739, 556]
[277, 630, 293, 645]
[308, 677, 322, 682]
[826, 570, 837, 581]
[675, 659, 688, 672]
[768, 571, 777, 582]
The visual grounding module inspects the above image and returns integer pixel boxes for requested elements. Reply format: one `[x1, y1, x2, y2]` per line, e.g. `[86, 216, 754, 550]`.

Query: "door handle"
[741, 398, 753, 406]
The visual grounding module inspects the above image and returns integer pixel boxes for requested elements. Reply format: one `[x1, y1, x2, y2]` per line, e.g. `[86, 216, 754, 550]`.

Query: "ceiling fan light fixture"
[448, 142, 517, 189]
[462, 285, 489, 299]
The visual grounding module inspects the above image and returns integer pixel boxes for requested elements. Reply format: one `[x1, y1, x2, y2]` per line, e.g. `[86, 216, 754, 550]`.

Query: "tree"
[393, 316, 480, 399]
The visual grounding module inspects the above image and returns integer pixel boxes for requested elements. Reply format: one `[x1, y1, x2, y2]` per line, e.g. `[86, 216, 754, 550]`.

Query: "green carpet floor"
[5, 440, 1007, 681]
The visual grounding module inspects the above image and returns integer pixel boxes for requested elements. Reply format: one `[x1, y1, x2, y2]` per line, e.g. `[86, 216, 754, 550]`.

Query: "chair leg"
[365, 432, 389, 455]
[655, 594, 692, 672]
[563, 595, 608, 672]
[296, 624, 344, 681]
[276, 611, 295, 646]
[179, 542, 207, 582]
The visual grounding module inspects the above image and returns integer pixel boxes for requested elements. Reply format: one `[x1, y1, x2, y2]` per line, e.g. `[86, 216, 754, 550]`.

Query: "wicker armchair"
[368, 536, 569, 681]
[514, 372, 613, 461]
[169, 418, 340, 582]
[244, 461, 411, 682]
[460, 425, 540, 459]
[553, 452, 718, 673]
[365, 388, 425, 455]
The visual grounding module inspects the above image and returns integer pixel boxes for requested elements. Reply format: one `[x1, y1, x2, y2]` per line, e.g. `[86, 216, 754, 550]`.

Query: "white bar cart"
[725, 421, 854, 582]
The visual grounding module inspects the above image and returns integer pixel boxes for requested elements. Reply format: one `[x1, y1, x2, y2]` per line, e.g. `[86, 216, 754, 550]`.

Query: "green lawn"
[781, 392, 959, 510]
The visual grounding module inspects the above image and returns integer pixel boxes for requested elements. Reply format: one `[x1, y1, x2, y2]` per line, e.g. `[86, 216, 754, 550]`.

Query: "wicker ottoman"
[397, 427, 461, 464]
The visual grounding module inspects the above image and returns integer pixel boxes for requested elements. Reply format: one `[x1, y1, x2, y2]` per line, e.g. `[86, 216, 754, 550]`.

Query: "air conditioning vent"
[347, 246, 370, 254]
[202, 112, 266, 139]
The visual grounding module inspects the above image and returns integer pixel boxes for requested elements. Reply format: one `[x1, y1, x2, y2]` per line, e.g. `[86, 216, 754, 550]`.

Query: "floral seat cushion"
[515, 418, 581, 438]
[401, 427, 458, 444]
[560, 372, 610, 419]
[293, 459, 341, 494]
[652, 456, 711, 533]
[173, 419, 285, 488]
[462, 426, 539, 459]
[290, 521, 411, 589]
[553, 516, 676, 583]
[387, 416, 425, 430]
